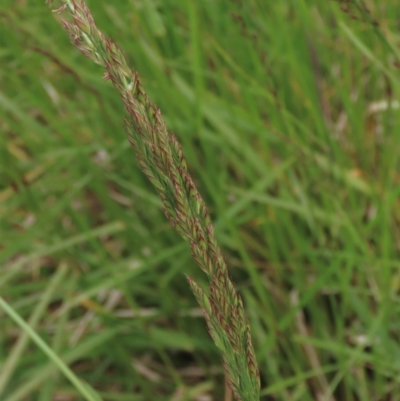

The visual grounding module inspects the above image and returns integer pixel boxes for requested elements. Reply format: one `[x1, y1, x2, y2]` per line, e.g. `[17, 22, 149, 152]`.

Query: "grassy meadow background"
[2, 1, 400, 400]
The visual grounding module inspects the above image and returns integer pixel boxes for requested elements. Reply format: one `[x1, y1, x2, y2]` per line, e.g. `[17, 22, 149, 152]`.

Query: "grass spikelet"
[46, 1, 260, 400]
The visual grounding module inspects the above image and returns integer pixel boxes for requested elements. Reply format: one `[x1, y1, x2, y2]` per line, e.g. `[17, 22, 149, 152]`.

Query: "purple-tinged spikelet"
[48, 2, 260, 400]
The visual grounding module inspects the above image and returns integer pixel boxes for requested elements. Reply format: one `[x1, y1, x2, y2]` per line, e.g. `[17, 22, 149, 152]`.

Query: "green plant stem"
[0, 294, 102, 401]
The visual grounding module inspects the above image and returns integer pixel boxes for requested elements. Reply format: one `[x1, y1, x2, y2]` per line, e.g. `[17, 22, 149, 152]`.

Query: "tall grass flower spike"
[46, 1, 260, 400]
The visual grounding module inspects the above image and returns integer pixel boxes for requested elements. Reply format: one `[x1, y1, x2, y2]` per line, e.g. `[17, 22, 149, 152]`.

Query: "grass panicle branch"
[46, 1, 260, 400]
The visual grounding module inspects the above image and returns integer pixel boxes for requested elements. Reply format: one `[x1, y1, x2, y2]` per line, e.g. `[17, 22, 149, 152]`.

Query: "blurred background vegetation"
[1, 1, 400, 400]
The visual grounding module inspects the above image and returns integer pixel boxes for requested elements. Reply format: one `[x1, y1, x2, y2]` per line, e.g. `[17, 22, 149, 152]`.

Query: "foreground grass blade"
[0, 264, 68, 394]
[0, 295, 102, 401]
[46, 1, 260, 400]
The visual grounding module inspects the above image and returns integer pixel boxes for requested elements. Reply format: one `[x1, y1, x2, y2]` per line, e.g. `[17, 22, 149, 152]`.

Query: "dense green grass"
[1, 1, 400, 400]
